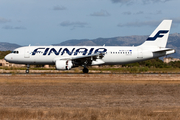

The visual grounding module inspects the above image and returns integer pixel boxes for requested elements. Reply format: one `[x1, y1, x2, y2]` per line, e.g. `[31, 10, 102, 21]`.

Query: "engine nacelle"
[55, 60, 73, 70]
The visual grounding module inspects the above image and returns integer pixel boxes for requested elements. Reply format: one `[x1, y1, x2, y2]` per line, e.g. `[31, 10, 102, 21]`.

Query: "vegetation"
[89, 58, 180, 73]
[1, 74, 180, 119]
[122, 58, 170, 68]
[1, 108, 180, 120]
[0, 51, 11, 59]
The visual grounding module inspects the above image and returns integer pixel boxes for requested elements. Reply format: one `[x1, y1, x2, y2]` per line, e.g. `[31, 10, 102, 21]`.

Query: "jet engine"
[55, 60, 73, 70]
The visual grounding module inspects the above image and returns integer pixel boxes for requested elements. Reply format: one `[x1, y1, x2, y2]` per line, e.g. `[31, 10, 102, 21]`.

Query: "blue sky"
[0, 0, 180, 46]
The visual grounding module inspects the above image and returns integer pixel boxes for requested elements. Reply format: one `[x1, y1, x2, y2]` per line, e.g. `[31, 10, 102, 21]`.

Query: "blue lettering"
[88, 48, 94, 55]
[32, 48, 45, 55]
[38, 47, 108, 56]
[94, 48, 107, 54]
[61, 48, 75, 55]
[48, 48, 62, 55]
[43, 48, 50, 55]
[74, 48, 88, 55]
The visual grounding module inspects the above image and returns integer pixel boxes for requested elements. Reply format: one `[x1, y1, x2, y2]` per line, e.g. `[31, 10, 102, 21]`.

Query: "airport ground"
[1, 73, 180, 120]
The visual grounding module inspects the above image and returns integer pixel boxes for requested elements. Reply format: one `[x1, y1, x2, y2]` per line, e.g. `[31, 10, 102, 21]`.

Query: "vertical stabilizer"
[141, 20, 172, 48]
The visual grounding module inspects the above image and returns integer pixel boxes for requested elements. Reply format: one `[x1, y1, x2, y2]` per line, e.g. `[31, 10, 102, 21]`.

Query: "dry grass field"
[0, 74, 180, 120]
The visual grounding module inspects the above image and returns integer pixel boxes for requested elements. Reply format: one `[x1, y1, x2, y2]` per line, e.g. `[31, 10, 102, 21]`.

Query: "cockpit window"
[12, 51, 19, 54]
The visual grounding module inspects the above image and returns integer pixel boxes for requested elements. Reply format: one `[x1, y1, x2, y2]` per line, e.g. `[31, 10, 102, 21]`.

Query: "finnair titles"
[5, 20, 175, 73]
[32, 48, 107, 56]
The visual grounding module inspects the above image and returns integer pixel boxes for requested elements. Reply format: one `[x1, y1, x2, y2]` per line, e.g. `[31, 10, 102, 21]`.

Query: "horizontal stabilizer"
[152, 48, 174, 53]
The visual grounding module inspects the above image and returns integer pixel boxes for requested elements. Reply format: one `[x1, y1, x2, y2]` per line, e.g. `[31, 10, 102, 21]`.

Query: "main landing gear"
[26, 64, 30, 74]
[83, 67, 89, 73]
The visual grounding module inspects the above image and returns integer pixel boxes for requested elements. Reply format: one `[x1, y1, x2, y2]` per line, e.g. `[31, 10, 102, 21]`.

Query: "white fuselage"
[4, 46, 174, 65]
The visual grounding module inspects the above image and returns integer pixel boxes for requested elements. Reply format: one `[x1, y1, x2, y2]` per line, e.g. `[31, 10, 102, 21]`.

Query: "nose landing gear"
[26, 64, 30, 74]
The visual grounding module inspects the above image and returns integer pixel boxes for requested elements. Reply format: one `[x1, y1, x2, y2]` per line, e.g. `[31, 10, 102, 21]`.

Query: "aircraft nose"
[4, 54, 12, 62]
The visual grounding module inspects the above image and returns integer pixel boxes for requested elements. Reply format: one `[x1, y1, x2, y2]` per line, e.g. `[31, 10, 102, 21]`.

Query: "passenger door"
[24, 47, 30, 58]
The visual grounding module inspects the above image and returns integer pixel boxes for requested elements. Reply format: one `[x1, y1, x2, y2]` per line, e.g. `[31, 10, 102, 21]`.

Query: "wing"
[53, 52, 105, 66]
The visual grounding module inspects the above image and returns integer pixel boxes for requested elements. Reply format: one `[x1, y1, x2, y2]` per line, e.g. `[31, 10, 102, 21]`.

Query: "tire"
[26, 69, 29, 74]
[83, 68, 89, 73]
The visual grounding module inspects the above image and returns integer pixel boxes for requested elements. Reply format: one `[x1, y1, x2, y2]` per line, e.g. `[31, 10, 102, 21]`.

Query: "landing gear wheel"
[83, 67, 89, 73]
[26, 69, 29, 74]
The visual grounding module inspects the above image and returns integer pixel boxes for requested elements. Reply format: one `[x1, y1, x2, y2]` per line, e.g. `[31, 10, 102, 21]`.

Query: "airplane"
[4, 20, 175, 73]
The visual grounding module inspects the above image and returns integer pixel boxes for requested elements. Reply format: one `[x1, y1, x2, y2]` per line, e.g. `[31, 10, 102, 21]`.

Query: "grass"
[1, 65, 180, 74]
[89, 66, 180, 73]
[0, 66, 56, 70]
[0, 108, 180, 120]
[1, 74, 180, 119]
[1, 74, 180, 84]
[148, 67, 180, 73]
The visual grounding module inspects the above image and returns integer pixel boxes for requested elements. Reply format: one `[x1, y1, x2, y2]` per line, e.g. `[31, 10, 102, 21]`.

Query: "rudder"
[141, 20, 172, 48]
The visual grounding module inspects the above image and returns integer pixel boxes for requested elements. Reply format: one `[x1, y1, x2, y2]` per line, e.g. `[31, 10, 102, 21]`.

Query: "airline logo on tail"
[146, 30, 169, 41]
